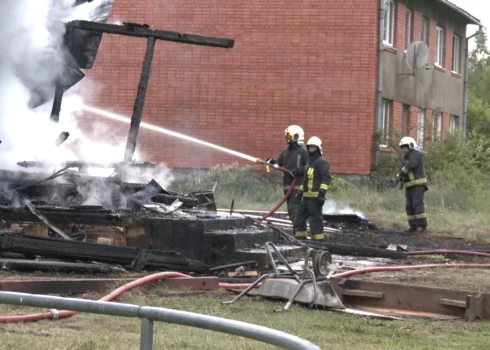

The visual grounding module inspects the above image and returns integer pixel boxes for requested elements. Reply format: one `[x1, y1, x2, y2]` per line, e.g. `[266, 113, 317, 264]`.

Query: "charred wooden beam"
[305, 241, 407, 260]
[0, 259, 115, 274]
[0, 233, 209, 273]
[50, 85, 64, 122]
[65, 20, 235, 48]
[124, 35, 156, 161]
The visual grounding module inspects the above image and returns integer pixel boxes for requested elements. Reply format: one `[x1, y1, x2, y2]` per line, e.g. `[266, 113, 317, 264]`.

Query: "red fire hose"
[260, 177, 297, 221]
[0, 272, 256, 323]
[330, 263, 490, 279]
[406, 250, 490, 258]
[259, 164, 298, 221]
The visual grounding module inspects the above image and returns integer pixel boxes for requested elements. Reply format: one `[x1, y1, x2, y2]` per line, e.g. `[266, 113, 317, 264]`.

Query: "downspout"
[463, 25, 483, 139]
[375, 0, 386, 165]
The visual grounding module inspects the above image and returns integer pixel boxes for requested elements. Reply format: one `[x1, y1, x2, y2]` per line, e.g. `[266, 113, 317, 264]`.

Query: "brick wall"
[77, 0, 379, 174]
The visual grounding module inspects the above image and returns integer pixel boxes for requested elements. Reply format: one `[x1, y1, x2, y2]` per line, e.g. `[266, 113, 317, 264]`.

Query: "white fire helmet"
[284, 125, 305, 144]
[306, 136, 323, 154]
[399, 136, 417, 150]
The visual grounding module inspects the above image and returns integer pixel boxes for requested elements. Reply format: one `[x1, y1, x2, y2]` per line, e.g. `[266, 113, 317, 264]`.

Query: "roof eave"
[438, 0, 481, 26]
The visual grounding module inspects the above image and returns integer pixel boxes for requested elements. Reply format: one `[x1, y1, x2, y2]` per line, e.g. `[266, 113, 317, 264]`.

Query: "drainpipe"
[463, 25, 483, 139]
[374, 0, 386, 165]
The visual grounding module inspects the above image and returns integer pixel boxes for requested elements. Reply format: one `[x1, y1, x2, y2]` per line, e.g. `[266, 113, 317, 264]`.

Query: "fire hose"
[4, 260, 490, 323]
[330, 263, 490, 279]
[255, 158, 298, 221]
[0, 272, 254, 323]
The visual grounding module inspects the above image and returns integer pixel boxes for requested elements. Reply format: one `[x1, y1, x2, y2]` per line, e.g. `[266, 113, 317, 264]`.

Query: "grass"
[1, 287, 490, 350]
[171, 164, 490, 241]
[3, 162, 490, 349]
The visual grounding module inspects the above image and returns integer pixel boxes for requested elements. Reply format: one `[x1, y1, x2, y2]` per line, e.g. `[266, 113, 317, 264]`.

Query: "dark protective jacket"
[277, 142, 309, 188]
[299, 152, 332, 198]
[399, 149, 427, 188]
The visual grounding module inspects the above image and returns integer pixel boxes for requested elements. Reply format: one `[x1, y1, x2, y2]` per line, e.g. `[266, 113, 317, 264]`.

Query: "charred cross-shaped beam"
[61, 20, 234, 161]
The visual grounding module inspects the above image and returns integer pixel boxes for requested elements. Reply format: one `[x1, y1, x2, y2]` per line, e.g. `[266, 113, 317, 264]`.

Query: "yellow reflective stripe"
[299, 185, 304, 191]
[401, 167, 409, 174]
[307, 168, 314, 192]
[407, 213, 427, 219]
[405, 178, 427, 188]
[319, 184, 329, 191]
[408, 171, 415, 181]
[296, 154, 301, 169]
[295, 231, 308, 238]
[312, 233, 324, 240]
[303, 192, 319, 198]
[284, 185, 301, 190]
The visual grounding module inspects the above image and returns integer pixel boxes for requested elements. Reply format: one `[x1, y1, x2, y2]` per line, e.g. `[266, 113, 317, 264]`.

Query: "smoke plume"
[0, 0, 175, 208]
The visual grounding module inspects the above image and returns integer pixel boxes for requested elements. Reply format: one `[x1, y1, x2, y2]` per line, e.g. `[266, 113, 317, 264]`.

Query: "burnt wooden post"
[50, 85, 64, 123]
[124, 36, 156, 161]
[64, 20, 234, 162]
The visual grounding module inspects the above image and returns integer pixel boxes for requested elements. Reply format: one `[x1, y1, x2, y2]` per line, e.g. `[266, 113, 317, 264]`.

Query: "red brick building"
[79, 0, 480, 175]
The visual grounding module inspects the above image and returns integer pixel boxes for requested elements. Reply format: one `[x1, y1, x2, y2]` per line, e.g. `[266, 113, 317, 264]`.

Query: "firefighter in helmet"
[294, 136, 331, 241]
[266, 125, 308, 232]
[395, 136, 428, 233]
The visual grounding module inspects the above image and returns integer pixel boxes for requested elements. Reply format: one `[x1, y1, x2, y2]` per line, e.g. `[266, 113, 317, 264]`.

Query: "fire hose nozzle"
[255, 158, 271, 172]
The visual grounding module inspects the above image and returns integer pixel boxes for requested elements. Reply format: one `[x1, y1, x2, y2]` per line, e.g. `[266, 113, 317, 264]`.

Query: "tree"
[467, 30, 490, 136]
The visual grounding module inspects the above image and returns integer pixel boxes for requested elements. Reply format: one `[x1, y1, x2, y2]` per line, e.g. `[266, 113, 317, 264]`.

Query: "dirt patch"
[325, 229, 490, 252]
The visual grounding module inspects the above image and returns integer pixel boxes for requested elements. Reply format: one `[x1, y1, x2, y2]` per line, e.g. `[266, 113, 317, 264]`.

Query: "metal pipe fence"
[0, 291, 320, 350]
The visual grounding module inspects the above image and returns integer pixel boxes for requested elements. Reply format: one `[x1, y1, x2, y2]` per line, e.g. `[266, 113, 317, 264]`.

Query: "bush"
[170, 163, 283, 208]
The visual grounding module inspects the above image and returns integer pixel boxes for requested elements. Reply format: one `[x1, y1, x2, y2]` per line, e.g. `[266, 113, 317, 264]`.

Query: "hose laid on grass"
[406, 250, 490, 258]
[330, 263, 490, 279]
[0, 272, 257, 323]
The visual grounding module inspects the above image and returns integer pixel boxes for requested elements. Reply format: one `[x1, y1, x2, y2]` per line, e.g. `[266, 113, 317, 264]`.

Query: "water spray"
[81, 104, 296, 219]
[81, 104, 265, 164]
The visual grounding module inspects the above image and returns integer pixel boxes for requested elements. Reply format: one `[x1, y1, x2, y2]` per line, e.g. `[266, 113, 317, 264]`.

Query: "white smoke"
[0, 0, 175, 207]
[322, 199, 366, 219]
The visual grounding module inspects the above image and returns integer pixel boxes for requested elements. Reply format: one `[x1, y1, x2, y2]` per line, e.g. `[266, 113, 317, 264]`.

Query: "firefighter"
[395, 136, 428, 233]
[266, 125, 308, 231]
[294, 136, 331, 241]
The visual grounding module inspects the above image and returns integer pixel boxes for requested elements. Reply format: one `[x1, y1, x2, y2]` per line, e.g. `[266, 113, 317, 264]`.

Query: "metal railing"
[0, 292, 321, 350]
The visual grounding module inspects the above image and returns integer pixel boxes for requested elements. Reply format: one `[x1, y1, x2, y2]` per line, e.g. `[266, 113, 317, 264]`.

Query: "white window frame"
[436, 26, 445, 67]
[379, 99, 392, 147]
[417, 108, 425, 149]
[452, 35, 461, 73]
[433, 112, 442, 140]
[450, 115, 459, 133]
[405, 9, 412, 51]
[383, 0, 395, 46]
[421, 17, 429, 44]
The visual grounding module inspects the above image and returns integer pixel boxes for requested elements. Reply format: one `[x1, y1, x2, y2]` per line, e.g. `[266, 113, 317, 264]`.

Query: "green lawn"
[1, 287, 489, 350]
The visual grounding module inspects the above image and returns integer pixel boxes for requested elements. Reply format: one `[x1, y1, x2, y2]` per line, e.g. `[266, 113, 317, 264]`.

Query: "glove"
[265, 157, 277, 165]
[295, 191, 303, 201]
[395, 173, 401, 182]
[289, 168, 301, 177]
[317, 190, 326, 204]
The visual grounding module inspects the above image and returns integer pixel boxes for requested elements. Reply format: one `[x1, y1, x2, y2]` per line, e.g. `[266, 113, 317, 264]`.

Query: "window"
[405, 9, 412, 50]
[383, 0, 395, 46]
[379, 99, 392, 147]
[421, 17, 429, 44]
[436, 26, 445, 67]
[417, 108, 425, 149]
[402, 104, 410, 136]
[433, 112, 442, 140]
[452, 35, 461, 73]
[450, 115, 459, 133]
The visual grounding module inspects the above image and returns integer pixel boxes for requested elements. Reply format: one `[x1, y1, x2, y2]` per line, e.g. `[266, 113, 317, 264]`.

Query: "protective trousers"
[406, 185, 428, 228]
[295, 198, 324, 240]
[286, 189, 302, 230]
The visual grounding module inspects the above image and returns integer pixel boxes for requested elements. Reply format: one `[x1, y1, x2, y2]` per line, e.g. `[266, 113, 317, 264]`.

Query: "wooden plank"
[341, 289, 384, 299]
[440, 298, 466, 308]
